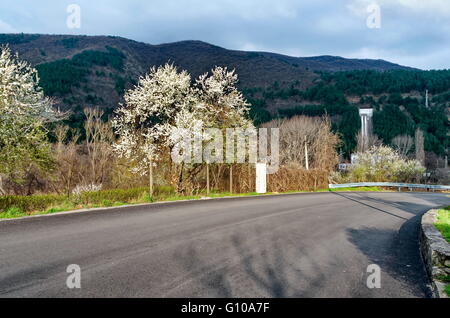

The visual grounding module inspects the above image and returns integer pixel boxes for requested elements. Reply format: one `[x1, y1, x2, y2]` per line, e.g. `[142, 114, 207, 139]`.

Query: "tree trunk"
[229, 165, 233, 194]
[149, 159, 154, 197]
[305, 137, 310, 170]
[177, 162, 185, 194]
[248, 164, 252, 193]
[0, 174, 5, 196]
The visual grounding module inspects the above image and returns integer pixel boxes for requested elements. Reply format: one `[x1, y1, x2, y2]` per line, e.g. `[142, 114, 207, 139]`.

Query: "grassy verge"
[435, 207, 450, 243]
[0, 186, 405, 220]
[436, 275, 450, 297]
[0, 187, 280, 219]
[434, 207, 450, 297]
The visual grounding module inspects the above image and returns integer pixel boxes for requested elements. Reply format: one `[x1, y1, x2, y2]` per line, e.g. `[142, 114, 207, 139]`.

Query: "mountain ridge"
[0, 33, 415, 111]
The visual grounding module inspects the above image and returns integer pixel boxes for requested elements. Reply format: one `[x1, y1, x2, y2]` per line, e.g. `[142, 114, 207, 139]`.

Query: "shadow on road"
[331, 192, 408, 220]
[333, 192, 450, 218]
[172, 193, 449, 297]
[346, 213, 432, 298]
[229, 234, 328, 297]
[174, 231, 328, 297]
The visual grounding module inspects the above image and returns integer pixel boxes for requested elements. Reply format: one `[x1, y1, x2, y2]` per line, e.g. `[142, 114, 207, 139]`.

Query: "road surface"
[0, 192, 449, 298]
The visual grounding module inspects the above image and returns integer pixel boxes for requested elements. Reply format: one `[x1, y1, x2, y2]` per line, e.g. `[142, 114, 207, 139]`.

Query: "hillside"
[1, 33, 448, 160]
[1, 33, 413, 110]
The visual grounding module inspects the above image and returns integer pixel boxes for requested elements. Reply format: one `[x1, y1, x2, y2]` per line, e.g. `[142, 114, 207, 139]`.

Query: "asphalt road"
[0, 192, 449, 298]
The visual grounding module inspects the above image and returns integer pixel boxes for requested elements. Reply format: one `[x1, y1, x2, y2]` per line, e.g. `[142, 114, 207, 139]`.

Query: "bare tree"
[356, 131, 382, 153]
[392, 135, 414, 158]
[262, 115, 340, 171]
[84, 108, 115, 185]
[54, 125, 81, 198]
[415, 129, 425, 166]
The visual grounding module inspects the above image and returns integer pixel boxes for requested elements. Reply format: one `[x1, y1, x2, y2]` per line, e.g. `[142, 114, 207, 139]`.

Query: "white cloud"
[0, 0, 449, 69]
[238, 41, 307, 57]
[348, 0, 450, 18]
[0, 19, 16, 33]
[395, 0, 450, 16]
[347, 45, 450, 70]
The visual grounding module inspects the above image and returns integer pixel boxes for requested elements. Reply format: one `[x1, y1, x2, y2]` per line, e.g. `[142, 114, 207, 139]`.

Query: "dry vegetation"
[262, 116, 340, 191]
[1, 114, 340, 198]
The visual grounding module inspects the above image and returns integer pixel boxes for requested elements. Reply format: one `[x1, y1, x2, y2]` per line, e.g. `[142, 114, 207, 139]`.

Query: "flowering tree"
[113, 64, 253, 195]
[0, 46, 56, 195]
[345, 145, 425, 183]
[113, 64, 194, 195]
[195, 67, 255, 193]
[195, 67, 252, 129]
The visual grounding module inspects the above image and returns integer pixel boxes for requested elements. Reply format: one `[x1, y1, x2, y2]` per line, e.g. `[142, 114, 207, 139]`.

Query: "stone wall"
[419, 209, 450, 298]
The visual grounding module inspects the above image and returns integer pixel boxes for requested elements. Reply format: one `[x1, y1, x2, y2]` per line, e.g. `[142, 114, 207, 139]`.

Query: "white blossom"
[113, 63, 254, 174]
[0, 46, 56, 178]
[72, 183, 103, 196]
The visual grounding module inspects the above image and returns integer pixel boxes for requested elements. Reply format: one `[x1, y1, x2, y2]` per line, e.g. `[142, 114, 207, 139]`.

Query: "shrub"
[0, 187, 157, 214]
[336, 145, 425, 183]
[269, 168, 329, 192]
[72, 183, 103, 196]
[0, 194, 66, 213]
[73, 187, 148, 205]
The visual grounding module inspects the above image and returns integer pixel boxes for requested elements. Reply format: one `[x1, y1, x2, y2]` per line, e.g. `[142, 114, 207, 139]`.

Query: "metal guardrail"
[328, 182, 450, 191]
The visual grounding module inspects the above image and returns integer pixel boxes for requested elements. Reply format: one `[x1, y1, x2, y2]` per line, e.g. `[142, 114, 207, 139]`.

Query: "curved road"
[0, 192, 449, 298]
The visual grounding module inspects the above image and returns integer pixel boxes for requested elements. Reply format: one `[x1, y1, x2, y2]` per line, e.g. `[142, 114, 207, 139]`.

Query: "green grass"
[437, 276, 450, 297]
[0, 187, 280, 219]
[434, 208, 450, 297]
[436, 275, 450, 283]
[1, 207, 25, 218]
[435, 207, 450, 243]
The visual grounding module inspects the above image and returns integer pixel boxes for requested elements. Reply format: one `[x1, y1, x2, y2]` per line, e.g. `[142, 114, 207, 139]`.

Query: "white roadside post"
[256, 163, 267, 194]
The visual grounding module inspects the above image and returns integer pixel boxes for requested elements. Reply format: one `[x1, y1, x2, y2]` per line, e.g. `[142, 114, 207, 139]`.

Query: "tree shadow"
[331, 192, 409, 220]
[346, 214, 432, 298]
[333, 192, 450, 218]
[174, 246, 234, 297]
[173, 230, 328, 297]
[172, 193, 450, 297]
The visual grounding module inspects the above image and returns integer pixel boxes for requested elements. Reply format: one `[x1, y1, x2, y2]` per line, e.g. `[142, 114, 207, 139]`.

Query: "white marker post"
[256, 163, 267, 194]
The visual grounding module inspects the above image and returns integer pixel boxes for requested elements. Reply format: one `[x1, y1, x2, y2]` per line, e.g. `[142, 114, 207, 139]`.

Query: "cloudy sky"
[0, 0, 449, 70]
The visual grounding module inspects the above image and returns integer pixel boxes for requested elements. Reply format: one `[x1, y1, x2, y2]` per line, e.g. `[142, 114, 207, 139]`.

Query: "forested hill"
[1, 33, 448, 159]
[1, 33, 413, 111]
[253, 69, 450, 158]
